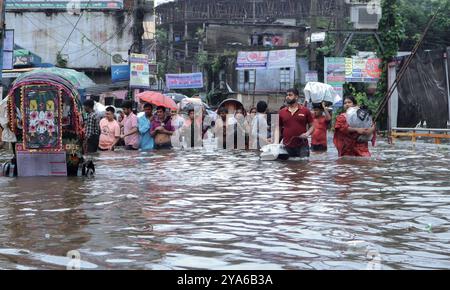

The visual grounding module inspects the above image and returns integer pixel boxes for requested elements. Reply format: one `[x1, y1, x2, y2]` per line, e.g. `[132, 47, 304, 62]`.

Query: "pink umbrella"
[137, 91, 177, 111]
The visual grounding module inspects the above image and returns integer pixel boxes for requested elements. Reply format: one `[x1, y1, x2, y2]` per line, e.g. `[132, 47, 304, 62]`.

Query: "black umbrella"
[217, 98, 245, 112]
[164, 93, 187, 104]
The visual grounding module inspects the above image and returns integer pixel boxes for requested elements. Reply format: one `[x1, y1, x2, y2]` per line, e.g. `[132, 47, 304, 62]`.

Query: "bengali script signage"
[166, 73, 204, 89]
[325, 57, 382, 83]
[236, 49, 297, 70]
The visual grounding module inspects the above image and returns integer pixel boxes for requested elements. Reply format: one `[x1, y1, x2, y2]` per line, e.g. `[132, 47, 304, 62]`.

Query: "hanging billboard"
[305, 71, 318, 83]
[111, 52, 129, 83]
[166, 73, 204, 89]
[236, 51, 269, 70]
[325, 57, 381, 83]
[267, 49, 296, 69]
[236, 49, 297, 70]
[129, 53, 150, 89]
[345, 58, 382, 83]
[325, 57, 346, 84]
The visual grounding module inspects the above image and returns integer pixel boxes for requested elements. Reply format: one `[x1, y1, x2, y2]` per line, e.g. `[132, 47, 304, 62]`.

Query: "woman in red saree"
[333, 96, 376, 157]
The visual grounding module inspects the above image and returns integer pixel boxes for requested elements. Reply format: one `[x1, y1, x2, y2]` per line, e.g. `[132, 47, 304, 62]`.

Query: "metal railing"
[391, 127, 450, 144]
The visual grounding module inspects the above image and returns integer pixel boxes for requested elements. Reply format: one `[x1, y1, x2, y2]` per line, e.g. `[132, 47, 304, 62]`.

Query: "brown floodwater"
[0, 140, 450, 269]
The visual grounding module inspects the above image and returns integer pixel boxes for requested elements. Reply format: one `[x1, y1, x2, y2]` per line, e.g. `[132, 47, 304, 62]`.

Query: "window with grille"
[280, 68, 291, 90]
[239, 70, 256, 92]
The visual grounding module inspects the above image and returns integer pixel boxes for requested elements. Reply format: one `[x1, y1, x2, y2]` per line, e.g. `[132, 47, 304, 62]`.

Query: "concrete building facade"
[5, 0, 156, 85]
[155, 0, 329, 109]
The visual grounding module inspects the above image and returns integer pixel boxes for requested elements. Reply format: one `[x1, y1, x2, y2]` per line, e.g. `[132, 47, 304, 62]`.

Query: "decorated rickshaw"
[4, 68, 95, 177]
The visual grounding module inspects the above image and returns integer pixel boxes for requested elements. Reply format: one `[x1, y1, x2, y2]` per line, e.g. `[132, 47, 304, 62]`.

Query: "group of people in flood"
[272, 88, 375, 158]
[81, 88, 376, 158]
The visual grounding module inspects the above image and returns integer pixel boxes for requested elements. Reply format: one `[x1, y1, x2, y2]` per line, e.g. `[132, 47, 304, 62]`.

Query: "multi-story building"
[155, 0, 336, 109]
[4, 0, 155, 89]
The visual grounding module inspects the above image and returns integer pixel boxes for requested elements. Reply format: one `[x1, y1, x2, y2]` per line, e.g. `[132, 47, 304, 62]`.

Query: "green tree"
[155, 28, 177, 80]
[399, 0, 450, 50]
[375, 0, 405, 127]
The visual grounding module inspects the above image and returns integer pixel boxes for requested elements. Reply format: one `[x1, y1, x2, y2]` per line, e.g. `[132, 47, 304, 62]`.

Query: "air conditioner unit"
[350, 5, 381, 29]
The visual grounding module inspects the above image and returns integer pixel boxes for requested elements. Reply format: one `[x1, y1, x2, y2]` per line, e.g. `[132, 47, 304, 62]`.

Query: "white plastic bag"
[304, 82, 335, 104]
[346, 107, 372, 128]
[1, 127, 17, 143]
[260, 143, 289, 161]
[0, 97, 9, 128]
[346, 106, 373, 142]
[0, 97, 16, 143]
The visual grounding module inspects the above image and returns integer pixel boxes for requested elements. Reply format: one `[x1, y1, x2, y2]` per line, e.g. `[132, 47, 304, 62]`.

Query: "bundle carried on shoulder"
[303, 82, 335, 107]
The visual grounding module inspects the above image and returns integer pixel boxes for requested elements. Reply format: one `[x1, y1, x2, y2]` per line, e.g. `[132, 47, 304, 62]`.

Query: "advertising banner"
[236, 49, 297, 70]
[111, 52, 129, 83]
[166, 72, 204, 89]
[325, 57, 382, 83]
[305, 71, 318, 83]
[129, 53, 150, 89]
[267, 49, 296, 69]
[236, 51, 269, 70]
[325, 57, 346, 84]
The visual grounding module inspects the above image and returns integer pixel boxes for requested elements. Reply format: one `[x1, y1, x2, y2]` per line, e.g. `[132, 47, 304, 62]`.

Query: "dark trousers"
[311, 144, 328, 152]
[86, 135, 99, 153]
[155, 142, 172, 150]
[99, 147, 114, 152]
[125, 145, 139, 150]
[285, 146, 310, 158]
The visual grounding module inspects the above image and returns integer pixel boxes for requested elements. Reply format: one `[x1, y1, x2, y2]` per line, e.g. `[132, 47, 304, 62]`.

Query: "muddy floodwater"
[1, 140, 450, 270]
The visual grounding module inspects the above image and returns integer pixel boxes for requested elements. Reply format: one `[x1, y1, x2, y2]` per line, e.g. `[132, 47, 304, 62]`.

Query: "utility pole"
[131, 0, 145, 102]
[309, 0, 318, 70]
[0, 0, 5, 92]
[169, 23, 174, 61]
[184, 0, 188, 70]
[334, 0, 345, 56]
[132, 0, 145, 54]
[253, 0, 256, 24]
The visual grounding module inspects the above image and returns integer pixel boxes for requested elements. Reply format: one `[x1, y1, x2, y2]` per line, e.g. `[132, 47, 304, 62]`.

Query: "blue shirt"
[138, 115, 154, 150]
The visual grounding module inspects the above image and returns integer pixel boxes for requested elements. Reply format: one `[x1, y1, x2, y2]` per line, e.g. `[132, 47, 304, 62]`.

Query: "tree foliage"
[399, 0, 450, 50]
[155, 28, 177, 79]
[373, 0, 405, 127]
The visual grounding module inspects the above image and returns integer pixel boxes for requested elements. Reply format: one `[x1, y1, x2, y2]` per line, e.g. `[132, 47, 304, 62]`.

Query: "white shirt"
[251, 113, 269, 149]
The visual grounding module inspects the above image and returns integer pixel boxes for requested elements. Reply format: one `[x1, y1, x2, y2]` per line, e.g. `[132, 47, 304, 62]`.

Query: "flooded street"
[1, 141, 450, 270]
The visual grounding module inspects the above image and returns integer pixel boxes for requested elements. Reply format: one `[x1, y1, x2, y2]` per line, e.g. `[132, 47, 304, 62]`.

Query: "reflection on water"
[1, 141, 450, 269]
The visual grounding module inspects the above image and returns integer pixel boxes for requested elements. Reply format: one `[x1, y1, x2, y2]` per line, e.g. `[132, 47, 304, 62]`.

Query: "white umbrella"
[94, 101, 106, 118]
[180, 98, 205, 112]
